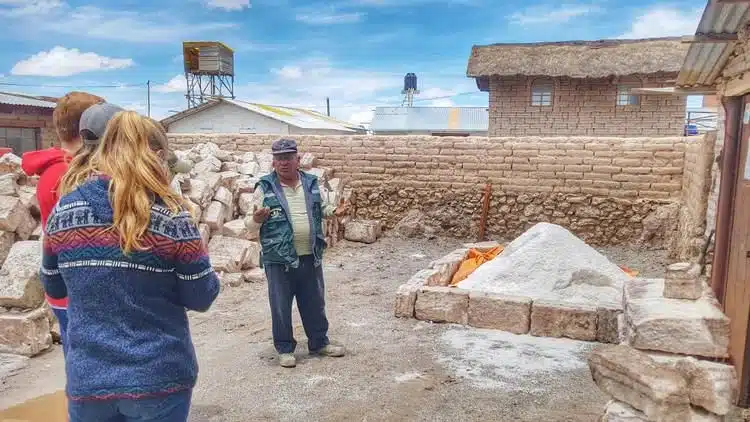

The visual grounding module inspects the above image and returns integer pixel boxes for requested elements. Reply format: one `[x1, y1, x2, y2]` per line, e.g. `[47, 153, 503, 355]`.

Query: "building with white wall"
[162, 98, 364, 135]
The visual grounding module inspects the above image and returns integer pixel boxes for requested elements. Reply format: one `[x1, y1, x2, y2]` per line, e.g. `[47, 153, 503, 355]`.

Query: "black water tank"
[404, 73, 418, 91]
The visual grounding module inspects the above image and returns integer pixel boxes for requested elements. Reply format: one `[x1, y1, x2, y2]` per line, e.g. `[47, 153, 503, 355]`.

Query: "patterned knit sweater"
[41, 175, 220, 401]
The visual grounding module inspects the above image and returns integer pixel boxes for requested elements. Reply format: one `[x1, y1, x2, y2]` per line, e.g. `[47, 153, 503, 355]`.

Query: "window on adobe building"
[616, 86, 640, 106]
[0, 127, 40, 155]
[531, 81, 553, 106]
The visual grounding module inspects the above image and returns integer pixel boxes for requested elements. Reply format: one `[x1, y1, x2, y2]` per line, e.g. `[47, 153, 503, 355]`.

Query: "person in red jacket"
[21, 91, 104, 347]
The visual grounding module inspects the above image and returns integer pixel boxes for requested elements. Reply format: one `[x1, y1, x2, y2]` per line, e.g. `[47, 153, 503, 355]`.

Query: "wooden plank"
[682, 33, 739, 43]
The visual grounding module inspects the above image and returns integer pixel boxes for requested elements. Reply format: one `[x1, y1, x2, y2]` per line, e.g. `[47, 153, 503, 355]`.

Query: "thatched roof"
[467, 37, 689, 79]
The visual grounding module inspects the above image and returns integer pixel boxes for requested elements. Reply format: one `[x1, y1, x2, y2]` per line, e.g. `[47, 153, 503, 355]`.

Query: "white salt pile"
[458, 222, 627, 306]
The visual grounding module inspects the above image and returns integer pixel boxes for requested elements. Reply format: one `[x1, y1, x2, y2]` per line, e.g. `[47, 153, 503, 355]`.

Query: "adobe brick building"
[0, 93, 57, 154]
[467, 38, 690, 137]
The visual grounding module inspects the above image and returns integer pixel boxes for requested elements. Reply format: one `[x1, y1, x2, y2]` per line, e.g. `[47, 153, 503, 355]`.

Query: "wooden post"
[478, 183, 492, 241]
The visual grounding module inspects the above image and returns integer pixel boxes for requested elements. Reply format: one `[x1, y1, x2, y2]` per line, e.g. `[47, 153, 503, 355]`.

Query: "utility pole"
[147, 80, 151, 117]
[326, 97, 330, 117]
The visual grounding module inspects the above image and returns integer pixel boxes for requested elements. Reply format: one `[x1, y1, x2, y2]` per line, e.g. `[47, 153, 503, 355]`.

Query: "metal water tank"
[403, 73, 418, 91]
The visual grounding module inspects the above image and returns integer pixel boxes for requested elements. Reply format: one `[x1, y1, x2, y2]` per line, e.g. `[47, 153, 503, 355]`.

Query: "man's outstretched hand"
[253, 205, 271, 223]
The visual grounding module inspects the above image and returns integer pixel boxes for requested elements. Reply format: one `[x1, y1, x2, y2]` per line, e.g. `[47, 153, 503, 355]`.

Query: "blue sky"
[0, 0, 707, 123]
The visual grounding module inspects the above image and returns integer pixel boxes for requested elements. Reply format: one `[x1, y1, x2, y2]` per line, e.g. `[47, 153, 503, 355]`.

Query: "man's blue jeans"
[67, 389, 192, 422]
[265, 255, 330, 354]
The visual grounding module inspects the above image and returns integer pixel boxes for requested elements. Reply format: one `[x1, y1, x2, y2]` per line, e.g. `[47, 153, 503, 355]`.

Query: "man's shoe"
[316, 344, 345, 357]
[279, 353, 296, 368]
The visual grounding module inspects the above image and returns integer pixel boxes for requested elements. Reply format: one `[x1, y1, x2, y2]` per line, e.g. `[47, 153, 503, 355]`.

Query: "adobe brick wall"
[168, 133, 706, 246]
[488, 75, 687, 137]
[671, 132, 716, 261]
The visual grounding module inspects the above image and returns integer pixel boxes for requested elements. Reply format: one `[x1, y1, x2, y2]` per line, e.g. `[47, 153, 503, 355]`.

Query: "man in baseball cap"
[244, 138, 348, 368]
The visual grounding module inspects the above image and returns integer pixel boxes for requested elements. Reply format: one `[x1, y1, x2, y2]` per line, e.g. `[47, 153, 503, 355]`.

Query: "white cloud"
[154, 74, 186, 93]
[10, 46, 134, 77]
[0, 0, 62, 17]
[619, 6, 701, 38]
[348, 109, 374, 125]
[272, 65, 303, 79]
[509, 4, 599, 26]
[204, 0, 250, 10]
[295, 9, 363, 25]
[352, 0, 479, 6]
[7, 5, 237, 43]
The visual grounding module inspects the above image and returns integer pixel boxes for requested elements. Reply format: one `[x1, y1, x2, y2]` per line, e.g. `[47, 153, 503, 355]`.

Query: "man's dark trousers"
[264, 255, 330, 354]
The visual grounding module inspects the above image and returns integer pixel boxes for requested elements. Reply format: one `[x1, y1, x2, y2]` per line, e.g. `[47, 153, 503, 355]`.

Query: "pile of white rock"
[0, 153, 54, 357]
[172, 143, 353, 286]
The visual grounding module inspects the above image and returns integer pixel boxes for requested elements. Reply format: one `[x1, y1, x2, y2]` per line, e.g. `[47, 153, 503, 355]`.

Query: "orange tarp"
[450, 246, 504, 286]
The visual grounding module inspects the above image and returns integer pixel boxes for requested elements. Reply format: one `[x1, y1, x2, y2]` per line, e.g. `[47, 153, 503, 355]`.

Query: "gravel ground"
[0, 236, 670, 421]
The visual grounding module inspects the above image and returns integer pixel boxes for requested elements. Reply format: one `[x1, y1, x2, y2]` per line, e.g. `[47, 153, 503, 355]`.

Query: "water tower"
[182, 41, 235, 108]
[401, 73, 419, 107]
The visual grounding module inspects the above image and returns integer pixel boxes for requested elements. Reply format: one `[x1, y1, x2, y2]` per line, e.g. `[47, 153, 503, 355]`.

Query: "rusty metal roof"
[0, 92, 56, 108]
[677, 1, 750, 87]
[371, 107, 488, 133]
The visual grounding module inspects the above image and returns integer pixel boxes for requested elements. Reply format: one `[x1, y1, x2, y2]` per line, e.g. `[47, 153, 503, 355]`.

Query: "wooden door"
[725, 94, 750, 406]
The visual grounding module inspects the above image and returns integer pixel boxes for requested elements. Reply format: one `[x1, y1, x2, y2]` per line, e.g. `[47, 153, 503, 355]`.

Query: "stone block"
[0, 241, 43, 309]
[0, 174, 17, 196]
[233, 177, 259, 195]
[530, 300, 598, 341]
[193, 156, 221, 173]
[243, 268, 266, 283]
[414, 286, 469, 324]
[0, 307, 52, 356]
[597, 305, 623, 344]
[221, 161, 240, 173]
[14, 207, 37, 241]
[0, 231, 15, 267]
[238, 193, 254, 215]
[426, 249, 469, 287]
[468, 291, 531, 334]
[29, 225, 42, 241]
[201, 201, 226, 232]
[184, 200, 202, 223]
[220, 273, 244, 288]
[601, 400, 648, 421]
[218, 171, 241, 190]
[624, 278, 729, 358]
[589, 345, 690, 421]
[300, 152, 316, 169]
[239, 162, 260, 176]
[394, 269, 435, 318]
[196, 171, 222, 192]
[0, 153, 22, 174]
[198, 223, 211, 247]
[187, 179, 212, 208]
[664, 262, 703, 300]
[242, 241, 261, 270]
[207, 235, 252, 273]
[239, 152, 256, 163]
[649, 353, 737, 416]
[17, 185, 40, 218]
[222, 219, 253, 240]
[344, 220, 381, 244]
[0, 196, 24, 232]
[213, 186, 233, 208]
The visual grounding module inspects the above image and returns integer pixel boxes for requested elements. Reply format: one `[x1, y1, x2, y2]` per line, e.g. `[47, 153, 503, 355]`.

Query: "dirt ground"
[0, 236, 669, 422]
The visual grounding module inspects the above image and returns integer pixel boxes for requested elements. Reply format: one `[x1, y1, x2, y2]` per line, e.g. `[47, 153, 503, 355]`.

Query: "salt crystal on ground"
[458, 223, 626, 307]
[438, 327, 595, 392]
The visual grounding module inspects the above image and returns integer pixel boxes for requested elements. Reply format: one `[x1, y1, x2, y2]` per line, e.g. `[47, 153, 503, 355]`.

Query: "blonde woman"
[41, 111, 219, 422]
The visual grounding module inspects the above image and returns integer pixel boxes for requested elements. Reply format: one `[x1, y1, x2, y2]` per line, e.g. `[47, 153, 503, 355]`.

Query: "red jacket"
[21, 148, 69, 231]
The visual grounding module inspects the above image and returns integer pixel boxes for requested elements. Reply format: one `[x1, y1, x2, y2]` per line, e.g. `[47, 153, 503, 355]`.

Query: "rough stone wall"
[670, 132, 716, 261]
[168, 134, 701, 245]
[488, 75, 687, 137]
[0, 108, 55, 150]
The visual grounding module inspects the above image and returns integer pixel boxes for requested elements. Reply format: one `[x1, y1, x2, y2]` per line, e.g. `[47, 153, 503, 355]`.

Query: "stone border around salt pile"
[394, 241, 621, 343]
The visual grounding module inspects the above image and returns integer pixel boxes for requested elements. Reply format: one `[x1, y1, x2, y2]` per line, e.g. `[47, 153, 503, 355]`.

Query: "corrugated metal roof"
[225, 99, 359, 132]
[677, 1, 750, 87]
[161, 98, 363, 132]
[370, 107, 488, 133]
[0, 92, 56, 108]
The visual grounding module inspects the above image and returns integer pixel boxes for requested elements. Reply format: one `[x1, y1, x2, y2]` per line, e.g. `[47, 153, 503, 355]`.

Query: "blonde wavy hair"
[60, 111, 183, 254]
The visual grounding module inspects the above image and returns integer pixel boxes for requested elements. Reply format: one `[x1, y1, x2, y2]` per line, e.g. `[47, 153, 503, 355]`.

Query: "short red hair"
[53, 91, 104, 144]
